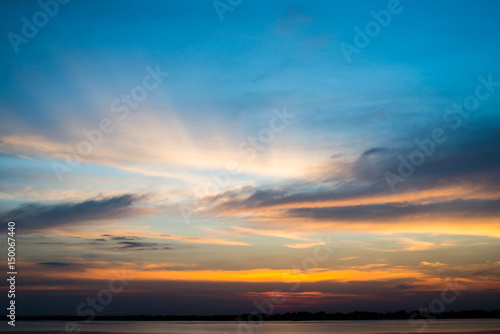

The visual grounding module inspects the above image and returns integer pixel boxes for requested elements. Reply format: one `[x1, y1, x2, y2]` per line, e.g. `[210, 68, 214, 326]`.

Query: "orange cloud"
[39, 266, 428, 283]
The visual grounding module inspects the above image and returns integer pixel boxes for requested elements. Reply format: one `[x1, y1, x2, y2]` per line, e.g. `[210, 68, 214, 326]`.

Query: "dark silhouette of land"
[18, 309, 500, 321]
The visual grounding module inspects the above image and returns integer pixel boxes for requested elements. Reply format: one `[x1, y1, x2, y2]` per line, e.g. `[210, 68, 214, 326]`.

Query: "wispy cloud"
[0, 194, 146, 232]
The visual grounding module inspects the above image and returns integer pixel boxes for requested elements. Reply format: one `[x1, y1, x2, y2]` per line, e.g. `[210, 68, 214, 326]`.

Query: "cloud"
[330, 153, 344, 159]
[159, 234, 250, 246]
[191, 115, 500, 226]
[361, 147, 392, 156]
[419, 261, 445, 267]
[117, 241, 172, 251]
[284, 198, 500, 221]
[38, 262, 71, 266]
[112, 236, 144, 241]
[0, 194, 144, 232]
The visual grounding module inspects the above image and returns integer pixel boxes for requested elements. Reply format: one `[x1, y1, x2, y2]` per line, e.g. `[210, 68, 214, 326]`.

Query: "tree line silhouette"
[19, 309, 500, 321]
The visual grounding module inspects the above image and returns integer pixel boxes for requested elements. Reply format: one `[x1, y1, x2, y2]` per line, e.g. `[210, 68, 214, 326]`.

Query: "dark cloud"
[353, 146, 396, 181]
[117, 241, 172, 251]
[330, 152, 344, 159]
[285, 198, 500, 222]
[0, 194, 142, 232]
[202, 115, 500, 219]
[37, 262, 71, 266]
[112, 236, 143, 241]
[361, 147, 392, 156]
[473, 268, 499, 276]
[396, 283, 420, 290]
[374, 114, 500, 192]
[206, 183, 384, 214]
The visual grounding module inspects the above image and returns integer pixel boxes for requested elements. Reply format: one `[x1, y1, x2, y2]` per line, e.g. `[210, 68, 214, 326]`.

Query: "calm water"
[3, 319, 500, 333]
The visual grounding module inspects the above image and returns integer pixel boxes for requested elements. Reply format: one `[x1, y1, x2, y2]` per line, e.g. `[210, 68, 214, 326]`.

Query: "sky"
[0, 0, 500, 316]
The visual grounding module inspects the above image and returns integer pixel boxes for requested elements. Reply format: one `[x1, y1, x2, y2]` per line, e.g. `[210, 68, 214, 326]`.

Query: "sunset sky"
[1, 0, 500, 315]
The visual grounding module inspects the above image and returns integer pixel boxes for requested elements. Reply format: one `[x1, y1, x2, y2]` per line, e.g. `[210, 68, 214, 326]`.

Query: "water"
[3, 319, 500, 333]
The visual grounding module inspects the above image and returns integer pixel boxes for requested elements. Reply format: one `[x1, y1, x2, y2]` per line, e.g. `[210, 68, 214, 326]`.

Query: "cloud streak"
[0, 194, 144, 232]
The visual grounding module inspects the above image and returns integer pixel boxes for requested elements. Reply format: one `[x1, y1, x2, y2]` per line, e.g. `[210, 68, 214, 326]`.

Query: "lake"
[3, 319, 500, 333]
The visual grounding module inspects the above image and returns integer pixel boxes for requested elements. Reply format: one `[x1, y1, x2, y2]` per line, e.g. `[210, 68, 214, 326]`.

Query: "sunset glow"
[1, 0, 500, 317]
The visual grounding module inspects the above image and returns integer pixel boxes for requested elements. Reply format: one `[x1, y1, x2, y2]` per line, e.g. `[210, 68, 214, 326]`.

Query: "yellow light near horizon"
[41, 267, 428, 283]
